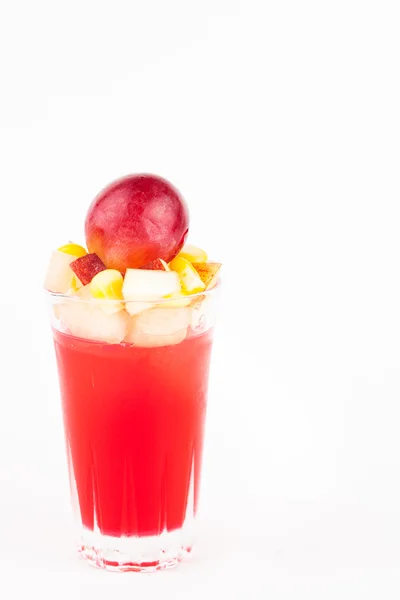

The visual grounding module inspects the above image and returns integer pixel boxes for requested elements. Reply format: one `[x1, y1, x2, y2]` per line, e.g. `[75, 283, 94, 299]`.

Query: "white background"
[1, 0, 400, 597]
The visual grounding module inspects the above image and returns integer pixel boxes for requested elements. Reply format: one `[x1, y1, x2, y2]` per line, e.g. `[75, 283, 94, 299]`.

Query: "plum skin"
[85, 174, 189, 273]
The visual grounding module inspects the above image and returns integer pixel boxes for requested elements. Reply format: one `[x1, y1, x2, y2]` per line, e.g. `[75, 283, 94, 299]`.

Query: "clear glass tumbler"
[47, 287, 219, 572]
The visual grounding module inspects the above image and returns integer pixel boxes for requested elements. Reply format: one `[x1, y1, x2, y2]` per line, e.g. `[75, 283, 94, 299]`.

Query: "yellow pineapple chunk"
[70, 275, 83, 292]
[177, 244, 208, 263]
[90, 269, 124, 314]
[57, 243, 87, 258]
[169, 256, 206, 294]
[90, 269, 123, 300]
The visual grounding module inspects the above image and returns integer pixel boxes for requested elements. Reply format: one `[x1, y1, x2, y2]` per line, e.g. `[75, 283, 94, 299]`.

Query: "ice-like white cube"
[125, 306, 190, 347]
[57, 294, 129, 343]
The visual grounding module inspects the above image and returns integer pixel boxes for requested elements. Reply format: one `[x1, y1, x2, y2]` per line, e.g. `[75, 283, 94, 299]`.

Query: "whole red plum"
[85, 174, 189, 273]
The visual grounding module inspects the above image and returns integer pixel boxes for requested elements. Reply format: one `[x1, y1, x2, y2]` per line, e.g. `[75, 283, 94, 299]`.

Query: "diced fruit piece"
[70, 253, 106, 285]
[177, 244, 208, 263]
[141, 258, 170, 270]
[122, 269, 181, 316]
[192, 262, 222, 289]
[44, 250, 76, 293]
[90, 269, 123, 300]
[90, 269, 124, 314]
[125, 307, 190, 347]
[57, 243, 87, 258]
[57, 286, 129, 343]
[85, 174, 189, 273]
[123, 269, 180, 299]
[169, 256, 206, 294]
[70, 275, 83, 292]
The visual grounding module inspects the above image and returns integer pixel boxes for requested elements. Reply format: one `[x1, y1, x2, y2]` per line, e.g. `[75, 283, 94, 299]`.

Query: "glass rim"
[45, 279, 220, 305]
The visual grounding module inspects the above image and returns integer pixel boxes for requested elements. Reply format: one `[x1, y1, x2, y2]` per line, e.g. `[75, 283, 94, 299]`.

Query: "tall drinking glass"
[47, 288, 219, 572]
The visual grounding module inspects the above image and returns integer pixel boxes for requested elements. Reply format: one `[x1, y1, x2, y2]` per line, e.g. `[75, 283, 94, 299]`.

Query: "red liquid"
[53, 330, 213, 538]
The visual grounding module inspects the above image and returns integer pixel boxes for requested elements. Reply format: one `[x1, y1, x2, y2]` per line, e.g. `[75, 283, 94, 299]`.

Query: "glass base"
[77, 527, 194, 572]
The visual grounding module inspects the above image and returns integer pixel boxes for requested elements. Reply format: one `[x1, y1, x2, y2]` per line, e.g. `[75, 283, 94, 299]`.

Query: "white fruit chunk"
[122, 269, 181, 316]
[57, 286, 129, 343]
[44, 251, 76, 293]
[125, 307, 190, 347]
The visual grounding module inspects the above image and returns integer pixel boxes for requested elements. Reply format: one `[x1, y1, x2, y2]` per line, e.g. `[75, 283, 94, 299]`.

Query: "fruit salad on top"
[45, 174, 221, 346]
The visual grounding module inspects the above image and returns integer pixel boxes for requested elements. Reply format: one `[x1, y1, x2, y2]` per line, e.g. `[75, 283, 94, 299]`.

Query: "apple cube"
[141, 258, 170, 270]
[122, 269, 181, 316]
[125, 307, 190, 347]
[70, 253, 106, 286]
[44, 250, 76, 293]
